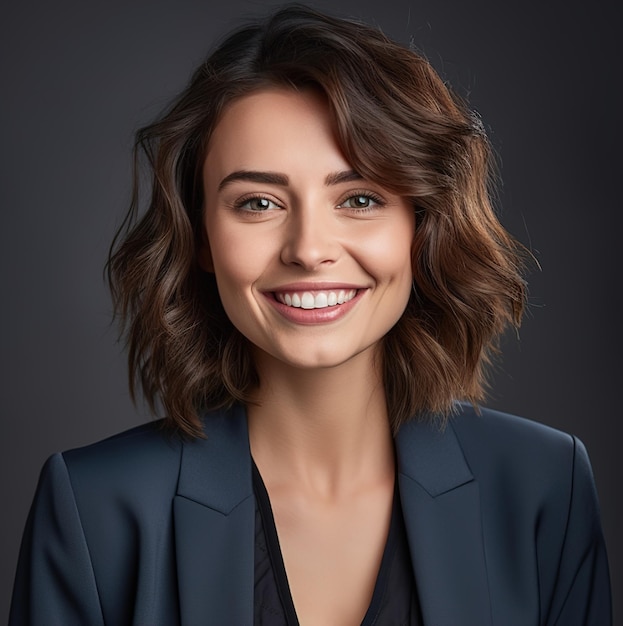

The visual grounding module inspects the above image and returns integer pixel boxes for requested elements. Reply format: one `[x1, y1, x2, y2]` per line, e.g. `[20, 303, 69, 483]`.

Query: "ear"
[197, 227, 214, 273]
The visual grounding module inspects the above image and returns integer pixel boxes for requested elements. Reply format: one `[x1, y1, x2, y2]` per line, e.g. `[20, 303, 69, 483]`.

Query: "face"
[200, 88, 415, 373]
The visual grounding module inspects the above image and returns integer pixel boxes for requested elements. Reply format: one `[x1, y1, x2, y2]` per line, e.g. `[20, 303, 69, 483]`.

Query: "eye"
[235, 195, 281, 212]
[337, 193, 384, 210]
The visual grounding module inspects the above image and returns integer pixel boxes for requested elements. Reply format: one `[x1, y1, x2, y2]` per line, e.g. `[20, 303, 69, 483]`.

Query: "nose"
[280, 203, 339, 270]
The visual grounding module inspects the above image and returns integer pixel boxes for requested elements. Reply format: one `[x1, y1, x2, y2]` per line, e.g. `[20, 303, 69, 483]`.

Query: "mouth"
[273, 289, 358, 309]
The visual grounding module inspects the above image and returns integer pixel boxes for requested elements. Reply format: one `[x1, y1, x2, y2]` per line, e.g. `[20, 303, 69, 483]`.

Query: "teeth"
[301, 292, 315, 309]
[276, 289, 358, 309]
[315, 292, 328, 308]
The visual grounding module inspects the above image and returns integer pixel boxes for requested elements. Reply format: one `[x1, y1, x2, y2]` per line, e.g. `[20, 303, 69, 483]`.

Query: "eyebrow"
[324, 170, 363, 186]
[217, 169, 363, 191]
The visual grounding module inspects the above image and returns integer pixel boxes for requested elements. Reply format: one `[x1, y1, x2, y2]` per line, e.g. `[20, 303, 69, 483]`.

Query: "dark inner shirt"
[252, 460, 423, 625]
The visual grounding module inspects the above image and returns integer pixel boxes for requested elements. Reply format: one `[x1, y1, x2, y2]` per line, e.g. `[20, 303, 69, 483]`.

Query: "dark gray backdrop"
[2, 0, 621, 621]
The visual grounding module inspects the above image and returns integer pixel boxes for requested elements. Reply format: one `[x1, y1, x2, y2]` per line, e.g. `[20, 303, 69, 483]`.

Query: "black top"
[252, 460, 423, 625]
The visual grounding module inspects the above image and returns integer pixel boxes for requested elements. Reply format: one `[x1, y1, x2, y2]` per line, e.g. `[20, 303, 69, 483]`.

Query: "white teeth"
[276, 289, 358, 309]
[301, 292, 315, 309]
[315, 292, 328, 308]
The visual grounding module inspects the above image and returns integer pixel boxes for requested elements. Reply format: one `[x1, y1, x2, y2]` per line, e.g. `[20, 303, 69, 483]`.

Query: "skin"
[200, 88, 415, 625]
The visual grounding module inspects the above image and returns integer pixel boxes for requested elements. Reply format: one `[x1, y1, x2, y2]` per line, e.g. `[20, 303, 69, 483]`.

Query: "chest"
[252, 463, 420, 625]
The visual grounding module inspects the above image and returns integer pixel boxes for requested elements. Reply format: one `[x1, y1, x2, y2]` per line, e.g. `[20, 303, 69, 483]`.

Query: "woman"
[10, 5, 611, 625]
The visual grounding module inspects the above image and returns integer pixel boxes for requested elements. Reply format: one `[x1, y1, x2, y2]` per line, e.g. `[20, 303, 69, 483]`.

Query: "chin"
[258, 341, 379, 372]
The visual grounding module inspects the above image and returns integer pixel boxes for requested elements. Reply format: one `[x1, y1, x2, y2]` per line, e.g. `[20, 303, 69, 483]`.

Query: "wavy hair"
[108, 4, 527, 437]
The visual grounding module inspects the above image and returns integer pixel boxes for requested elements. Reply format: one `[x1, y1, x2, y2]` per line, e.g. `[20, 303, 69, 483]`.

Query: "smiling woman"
[10, 5, 611, 626]
[104, 5, 529, 441]
[200, 88, 415, 370]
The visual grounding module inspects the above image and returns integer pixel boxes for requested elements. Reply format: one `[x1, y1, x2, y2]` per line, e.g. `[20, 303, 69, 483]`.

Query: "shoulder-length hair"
[108, 4, 527, 438]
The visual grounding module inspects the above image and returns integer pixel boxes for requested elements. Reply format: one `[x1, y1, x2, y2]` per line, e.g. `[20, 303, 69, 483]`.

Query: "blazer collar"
[396, 413, 493, 625]
[173, 405, 493, 626]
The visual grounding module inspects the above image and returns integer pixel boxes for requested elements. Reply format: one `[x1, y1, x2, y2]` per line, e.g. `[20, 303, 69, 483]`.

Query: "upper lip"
[266, 282, 368, 292]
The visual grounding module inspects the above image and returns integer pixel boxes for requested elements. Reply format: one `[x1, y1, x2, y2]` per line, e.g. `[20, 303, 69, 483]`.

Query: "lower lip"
[264, 290, 366, 325]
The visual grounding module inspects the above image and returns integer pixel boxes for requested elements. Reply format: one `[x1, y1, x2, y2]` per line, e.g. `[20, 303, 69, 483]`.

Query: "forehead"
[211, 86, 331, 139]
[203, 88, 351, 187]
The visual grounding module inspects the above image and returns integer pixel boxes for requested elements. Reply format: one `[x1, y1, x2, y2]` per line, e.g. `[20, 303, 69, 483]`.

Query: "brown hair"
[108, 4, 527, 438]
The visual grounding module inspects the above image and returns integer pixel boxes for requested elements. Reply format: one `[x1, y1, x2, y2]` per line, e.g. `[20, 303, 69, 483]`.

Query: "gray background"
[2, 0, 620, 621]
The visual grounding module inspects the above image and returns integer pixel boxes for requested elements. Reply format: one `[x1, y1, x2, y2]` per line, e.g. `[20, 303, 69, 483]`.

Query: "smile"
[274, 289, 357, 309]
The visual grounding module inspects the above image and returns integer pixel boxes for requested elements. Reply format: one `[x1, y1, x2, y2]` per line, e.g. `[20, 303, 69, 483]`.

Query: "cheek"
[206, 222, 272, 301]
[390, 212, 416, 278]
[359, 218, 414, 283]
[210, 242, 250, 294]
[207, 241, 257, 334]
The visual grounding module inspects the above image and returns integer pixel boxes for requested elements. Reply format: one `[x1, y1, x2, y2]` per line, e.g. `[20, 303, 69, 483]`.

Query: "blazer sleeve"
[9, 453, 105, 626]
[548, 436, 612, 625]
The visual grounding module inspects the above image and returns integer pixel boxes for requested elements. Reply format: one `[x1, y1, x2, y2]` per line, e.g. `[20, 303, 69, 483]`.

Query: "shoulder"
[450, 403, 587, 494]
[397, 403, 593, 509]
[46, 405, 250, 515]
[450, 403, 577, 469]
[33, 421, 184, 528]
[57, 420, 183, 501]
[445, 405, 600, 528]
[61, 419, 182, 488]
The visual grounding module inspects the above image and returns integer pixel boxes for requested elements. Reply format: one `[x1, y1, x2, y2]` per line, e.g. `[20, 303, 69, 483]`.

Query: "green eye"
[350, 196, 372, 208]
[236, 196, 280, 211]
[339, 194, 383, 209]
[248, 197, 271, 211]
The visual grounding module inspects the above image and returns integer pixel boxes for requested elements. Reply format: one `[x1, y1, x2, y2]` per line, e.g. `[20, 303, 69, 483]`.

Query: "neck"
[247, 347, 394, 497]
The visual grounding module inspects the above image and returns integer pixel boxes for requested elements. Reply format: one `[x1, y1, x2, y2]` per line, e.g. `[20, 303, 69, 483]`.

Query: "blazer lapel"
[172, 405, 493, 625]
[396, 415, 493, 626]
[174, 405, 255, 626]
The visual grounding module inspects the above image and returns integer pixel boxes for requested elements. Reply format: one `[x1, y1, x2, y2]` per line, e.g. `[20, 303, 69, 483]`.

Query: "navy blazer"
[10, 404, 611, 625]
